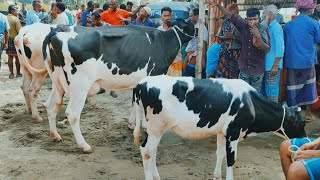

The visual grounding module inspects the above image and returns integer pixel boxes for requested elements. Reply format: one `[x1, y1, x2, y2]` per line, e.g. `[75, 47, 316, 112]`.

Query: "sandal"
[16, 74, 22, 78]
[9, 74, 14, 79]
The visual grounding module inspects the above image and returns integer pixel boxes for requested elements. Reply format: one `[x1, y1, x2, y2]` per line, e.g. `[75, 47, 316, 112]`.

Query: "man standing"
[183, 8, 208, 78]
[207, 1, 270, 92]
[7, 5, 22, 79]
[157, 7, 172, 31]
[20, 3, 28, 19]
[262, 5, 284, 103]
[132, 7, 155, 27]
[100, 0, 144, 26]
[26, 0, 42, 25]
[283, 0, 320, 121]
[0, 12, 9, 71]
[91, 12, 106, 27]
[81, 1, 94, 27]
[56, 2, 72, 25]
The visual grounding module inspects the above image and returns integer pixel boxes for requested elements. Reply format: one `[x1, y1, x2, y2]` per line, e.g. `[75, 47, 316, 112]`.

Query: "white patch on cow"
[211, 78, 255, 98]
[145, 32, 151, 45]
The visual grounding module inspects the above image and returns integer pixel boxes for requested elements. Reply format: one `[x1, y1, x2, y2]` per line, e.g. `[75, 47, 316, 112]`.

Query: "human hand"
[117, 14, 126, 22]
[294, 150, 320, 161]
[270, 64, 278, 76]
[300, 141, 319, 151]
[140, 3, 148, 7]
[3, 43, 8, 50]
[205, 0, 219, 7]
[249, 24, 261, 39]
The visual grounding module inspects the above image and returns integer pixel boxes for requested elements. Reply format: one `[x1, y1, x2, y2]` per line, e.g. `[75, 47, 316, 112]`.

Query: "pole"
[195, 0, 205, 79]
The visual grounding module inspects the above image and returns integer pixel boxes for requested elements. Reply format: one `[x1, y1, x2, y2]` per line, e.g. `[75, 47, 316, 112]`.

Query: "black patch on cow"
[50, 37, 65, 67]
[18, 49, 22, 55]
[63, 26, 184, 76]
[107, 63, 112, 69]
[23, 45, 32, 59]
[226, 122, 241, 167]
[112, 67, 118, 75]
[141, 135, 148, 148]
[229, 98, 241, 116]
[180, 79, 233, 128]
[64, 71, 70, 85]
[71, 62, 77, 74]
[134, 82, 162, 116]
[172, 80, 188, 102]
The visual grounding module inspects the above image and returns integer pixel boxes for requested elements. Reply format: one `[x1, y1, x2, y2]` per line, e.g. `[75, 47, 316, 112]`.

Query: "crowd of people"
[0, 0, 319, 178]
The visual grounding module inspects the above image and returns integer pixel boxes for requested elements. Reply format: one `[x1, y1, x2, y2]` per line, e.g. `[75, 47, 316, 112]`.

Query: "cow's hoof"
[50, 132, 62, 142]
[33, 115, 44, 123]
[109, 91, 118, 98]
[79, 144, 92, 154]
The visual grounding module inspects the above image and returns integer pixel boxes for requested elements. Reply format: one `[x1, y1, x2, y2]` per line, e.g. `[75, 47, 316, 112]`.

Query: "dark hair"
[191, 8, 199, 16]
[127, 1, 133, 6]
[119, 4, 126, 10]
[92, 11, 100, 19]
[8, 5, 18, 14]
[103, 3, 109, 11]
[87, 1, 94, 8]
[246, 8, 260, 17]
[32, 0, 41, 8]
[56, 2, 66, 11]
[51, 2, 56, 8]
[161, 6, 172, 14]
[94, 3, 100, 8]
[75, 5, 79, 8]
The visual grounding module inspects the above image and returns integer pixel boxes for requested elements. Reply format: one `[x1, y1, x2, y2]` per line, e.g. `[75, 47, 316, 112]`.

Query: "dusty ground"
[0, 60, 319, 180]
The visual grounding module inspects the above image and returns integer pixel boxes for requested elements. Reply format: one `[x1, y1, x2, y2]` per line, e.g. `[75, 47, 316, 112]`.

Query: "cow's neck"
[163, 30, 182, 64]
[248, 91, 285, 133]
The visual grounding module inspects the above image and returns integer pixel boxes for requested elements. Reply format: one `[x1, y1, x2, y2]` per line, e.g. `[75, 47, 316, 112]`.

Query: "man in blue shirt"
[262, 5, 284, 103]
[0, 12, 9, 70]
[26, 0, 42, 25]
[81, 1, 94, 27]
[132, 7, 155, 27]
[283, 0, 320, 121]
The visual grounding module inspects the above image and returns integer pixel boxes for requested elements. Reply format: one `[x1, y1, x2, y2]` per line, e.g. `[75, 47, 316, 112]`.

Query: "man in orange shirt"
[100, 0, 145, 26]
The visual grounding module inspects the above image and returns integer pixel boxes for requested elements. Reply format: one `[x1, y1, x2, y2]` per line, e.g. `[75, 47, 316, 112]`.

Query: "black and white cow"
[132, 75, 306, 180]
[33, 19, 195, 153]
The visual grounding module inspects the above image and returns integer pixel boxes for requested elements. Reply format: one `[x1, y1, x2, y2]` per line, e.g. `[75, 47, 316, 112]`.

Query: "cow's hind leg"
[214, 133, 226, 180]
[29, 75, 46, 122]
[66, 83, 92, 153]
[140, 134, 162, 180]
[225, 127, 241, 180]
[45, 86, 64, 142]
[20, 70, 32, 112]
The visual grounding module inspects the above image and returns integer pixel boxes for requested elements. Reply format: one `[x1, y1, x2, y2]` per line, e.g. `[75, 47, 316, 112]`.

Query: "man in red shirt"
[100, 0, 145, 26]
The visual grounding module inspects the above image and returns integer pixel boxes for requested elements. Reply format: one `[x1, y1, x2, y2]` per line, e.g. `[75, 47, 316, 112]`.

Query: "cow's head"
[168, 18, 195, 42]
[282, 105, 306, 138]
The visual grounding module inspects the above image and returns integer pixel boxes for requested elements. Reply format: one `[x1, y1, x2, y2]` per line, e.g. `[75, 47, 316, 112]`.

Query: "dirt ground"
[0, 61, 319, 180]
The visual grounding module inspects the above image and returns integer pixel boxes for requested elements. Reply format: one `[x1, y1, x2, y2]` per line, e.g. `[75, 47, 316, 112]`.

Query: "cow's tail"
[17, 28, 47, 74]
[42, 29, 57, 81]
[133, 87, 143, 148]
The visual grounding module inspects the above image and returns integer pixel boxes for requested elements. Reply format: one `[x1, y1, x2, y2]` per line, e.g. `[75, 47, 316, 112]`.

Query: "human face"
[12, 8, 19, 16]
[246, 15, 259, 26]
[262, 10, 272, 24]
[109, 1, 118, 12]
[140, 8, 147, 18]
[36, 3, 43, 13]
[126, 5, 132, 12]
[189, 11, 198, 24]
[81, 5, 86, 11]
[161, 11, 172, 25]
[92, 15, 99, 26]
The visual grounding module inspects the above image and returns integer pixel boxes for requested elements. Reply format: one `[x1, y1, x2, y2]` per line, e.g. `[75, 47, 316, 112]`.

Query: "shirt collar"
[269, 19, 277, 28]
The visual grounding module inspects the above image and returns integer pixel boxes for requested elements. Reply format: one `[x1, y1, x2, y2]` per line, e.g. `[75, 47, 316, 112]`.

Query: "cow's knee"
[287, 161, 309, 180]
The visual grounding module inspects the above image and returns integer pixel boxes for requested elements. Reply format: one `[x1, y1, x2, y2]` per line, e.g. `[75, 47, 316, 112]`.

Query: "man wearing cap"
[100, 0, 145, 26]
[283, 0, 320, 121]
[132, 6, 155, 27]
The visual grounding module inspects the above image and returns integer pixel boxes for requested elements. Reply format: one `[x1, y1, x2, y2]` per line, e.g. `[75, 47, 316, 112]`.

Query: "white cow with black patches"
[36, 19, 195, 153]
[133, 75, 306, 180]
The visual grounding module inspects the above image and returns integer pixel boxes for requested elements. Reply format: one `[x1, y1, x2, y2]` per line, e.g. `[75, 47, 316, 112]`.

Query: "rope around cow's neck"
[172, 27, 182, 49]
[274, 106, 312, 162]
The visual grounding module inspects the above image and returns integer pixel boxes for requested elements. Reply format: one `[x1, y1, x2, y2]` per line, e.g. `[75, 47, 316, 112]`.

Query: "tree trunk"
[195, 0, 205, 79]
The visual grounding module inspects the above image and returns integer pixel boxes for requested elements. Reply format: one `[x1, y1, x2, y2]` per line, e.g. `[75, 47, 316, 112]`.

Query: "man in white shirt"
[56, 2, 70, 25]
[157, 7, 172, 31]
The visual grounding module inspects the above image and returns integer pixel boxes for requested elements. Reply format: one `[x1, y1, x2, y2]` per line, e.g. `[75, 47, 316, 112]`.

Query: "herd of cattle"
[12, 20, 306, 180]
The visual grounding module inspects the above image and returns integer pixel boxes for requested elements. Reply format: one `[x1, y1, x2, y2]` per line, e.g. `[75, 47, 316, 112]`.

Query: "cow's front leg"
[213, 133, 226, 180]
[66, 84, 92, 153]
[225, 128, 241, 180]
[45, 86, 64, 142]
[140, 134, 162, 180]
[29, 75, 46, 122]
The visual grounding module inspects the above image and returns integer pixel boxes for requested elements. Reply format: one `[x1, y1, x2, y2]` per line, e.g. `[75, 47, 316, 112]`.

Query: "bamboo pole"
[195, 0, 205, 79]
